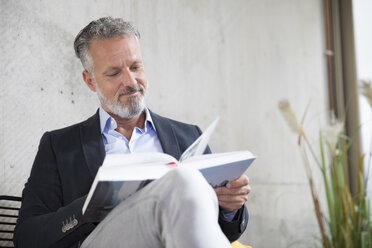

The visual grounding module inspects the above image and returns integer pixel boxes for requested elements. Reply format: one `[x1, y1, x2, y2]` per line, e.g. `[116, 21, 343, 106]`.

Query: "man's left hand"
[214, 175, 251, 211]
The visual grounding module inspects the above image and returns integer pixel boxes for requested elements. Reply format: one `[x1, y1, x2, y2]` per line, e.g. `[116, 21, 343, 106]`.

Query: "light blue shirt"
[99, 107, 163, 154]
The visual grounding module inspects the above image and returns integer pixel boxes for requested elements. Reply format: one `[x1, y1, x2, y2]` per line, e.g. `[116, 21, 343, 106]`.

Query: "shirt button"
[111, 120, 115, 126]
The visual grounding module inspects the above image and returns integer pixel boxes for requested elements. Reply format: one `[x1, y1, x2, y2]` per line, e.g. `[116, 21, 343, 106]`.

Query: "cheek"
[100, 83, 120, 99]
[139, 77, 148, 89]
[141, 82, 147, 90]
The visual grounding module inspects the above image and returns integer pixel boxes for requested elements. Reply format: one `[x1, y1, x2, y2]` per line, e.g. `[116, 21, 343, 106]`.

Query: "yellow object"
[231, 240, 252, 248]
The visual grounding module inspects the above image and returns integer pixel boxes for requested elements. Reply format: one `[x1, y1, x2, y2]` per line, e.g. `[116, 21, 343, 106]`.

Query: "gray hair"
[74, 17, 140, 72]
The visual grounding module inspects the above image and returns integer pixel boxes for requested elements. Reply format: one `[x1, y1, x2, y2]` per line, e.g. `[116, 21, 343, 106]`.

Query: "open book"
[82, 119, 256, 222]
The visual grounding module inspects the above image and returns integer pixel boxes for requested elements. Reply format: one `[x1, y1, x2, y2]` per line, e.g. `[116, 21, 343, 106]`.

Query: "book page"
[102, 152, 177, 167]
[179, 118, 219, 163]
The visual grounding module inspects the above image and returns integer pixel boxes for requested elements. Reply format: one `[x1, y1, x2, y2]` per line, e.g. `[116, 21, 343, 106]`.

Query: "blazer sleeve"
[218, 205, 249, 242]
[14, 132, 95, 248]
[194, 126, 249, 242]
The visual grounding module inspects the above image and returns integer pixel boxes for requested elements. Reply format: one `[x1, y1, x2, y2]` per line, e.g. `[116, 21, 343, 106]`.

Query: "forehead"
[89, 35, 142, 65]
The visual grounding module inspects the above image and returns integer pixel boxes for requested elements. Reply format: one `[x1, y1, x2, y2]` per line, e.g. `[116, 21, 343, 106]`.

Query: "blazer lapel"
[150, 110, 182, 160]
[80, 110, 106, 178]
[79, 109, 182, 178]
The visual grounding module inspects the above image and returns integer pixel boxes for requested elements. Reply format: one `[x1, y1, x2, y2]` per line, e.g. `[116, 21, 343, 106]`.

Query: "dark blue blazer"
[14, 110, 248, 247]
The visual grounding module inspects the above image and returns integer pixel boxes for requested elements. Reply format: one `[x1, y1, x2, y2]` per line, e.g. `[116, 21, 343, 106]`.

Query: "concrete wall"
[0, 0, 329, 247]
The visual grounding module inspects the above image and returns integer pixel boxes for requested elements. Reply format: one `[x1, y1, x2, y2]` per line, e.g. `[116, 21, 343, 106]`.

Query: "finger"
[217, 194, 248, 203]
[214, 185, 251, 196]
[227, 175, 249, 189]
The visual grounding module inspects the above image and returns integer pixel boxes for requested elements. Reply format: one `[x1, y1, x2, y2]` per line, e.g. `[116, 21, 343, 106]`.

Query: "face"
[83, 35, 147, 119]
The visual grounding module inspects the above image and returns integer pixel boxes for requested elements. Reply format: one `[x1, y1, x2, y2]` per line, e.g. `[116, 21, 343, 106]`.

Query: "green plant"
[278, 82, 372, 247]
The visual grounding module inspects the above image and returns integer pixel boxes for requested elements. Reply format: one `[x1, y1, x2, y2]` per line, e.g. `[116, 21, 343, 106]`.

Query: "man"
[14, 17, 250, 248]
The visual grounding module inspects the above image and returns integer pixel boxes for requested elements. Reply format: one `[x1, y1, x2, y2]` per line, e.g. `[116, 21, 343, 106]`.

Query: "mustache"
[118, 85, 145, 97]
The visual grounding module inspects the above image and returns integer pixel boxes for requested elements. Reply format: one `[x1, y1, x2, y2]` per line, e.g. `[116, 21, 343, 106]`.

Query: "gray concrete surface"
[0, 0, 329, 247]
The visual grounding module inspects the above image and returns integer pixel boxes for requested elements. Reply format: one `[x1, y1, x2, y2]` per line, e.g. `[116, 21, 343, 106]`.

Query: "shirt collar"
[99, 107, 157, 134]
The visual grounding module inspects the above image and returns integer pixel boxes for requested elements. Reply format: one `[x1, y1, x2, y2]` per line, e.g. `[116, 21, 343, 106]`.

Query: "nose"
[120, 68, 137, 88]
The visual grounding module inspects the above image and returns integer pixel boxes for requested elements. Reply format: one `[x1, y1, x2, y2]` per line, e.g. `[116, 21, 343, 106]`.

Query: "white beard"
[96, 84, 146, 119]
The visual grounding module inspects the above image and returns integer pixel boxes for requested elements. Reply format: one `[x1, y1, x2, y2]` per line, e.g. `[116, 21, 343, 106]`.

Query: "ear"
[82, 70, 97, 92]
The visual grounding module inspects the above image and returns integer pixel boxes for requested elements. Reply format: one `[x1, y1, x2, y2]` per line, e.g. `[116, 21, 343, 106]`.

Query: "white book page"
[82, 162, 175, 214]
[179, 118, 219, 163]
[98, 165, 172, 181]
[102, 152, 178, 167]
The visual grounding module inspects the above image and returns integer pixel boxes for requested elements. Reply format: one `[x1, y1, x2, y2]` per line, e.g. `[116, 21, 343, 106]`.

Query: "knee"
[167, 167, 204, 187]
[164, 167, 216, 200]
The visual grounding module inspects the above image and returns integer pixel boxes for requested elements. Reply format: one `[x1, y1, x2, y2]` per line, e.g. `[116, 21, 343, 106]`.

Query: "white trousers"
[81, 167, 231, 248]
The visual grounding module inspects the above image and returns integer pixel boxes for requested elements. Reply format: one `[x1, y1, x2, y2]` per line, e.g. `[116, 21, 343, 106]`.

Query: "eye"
[131, 63, 143, 71]
[108, 71, 120, 77]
